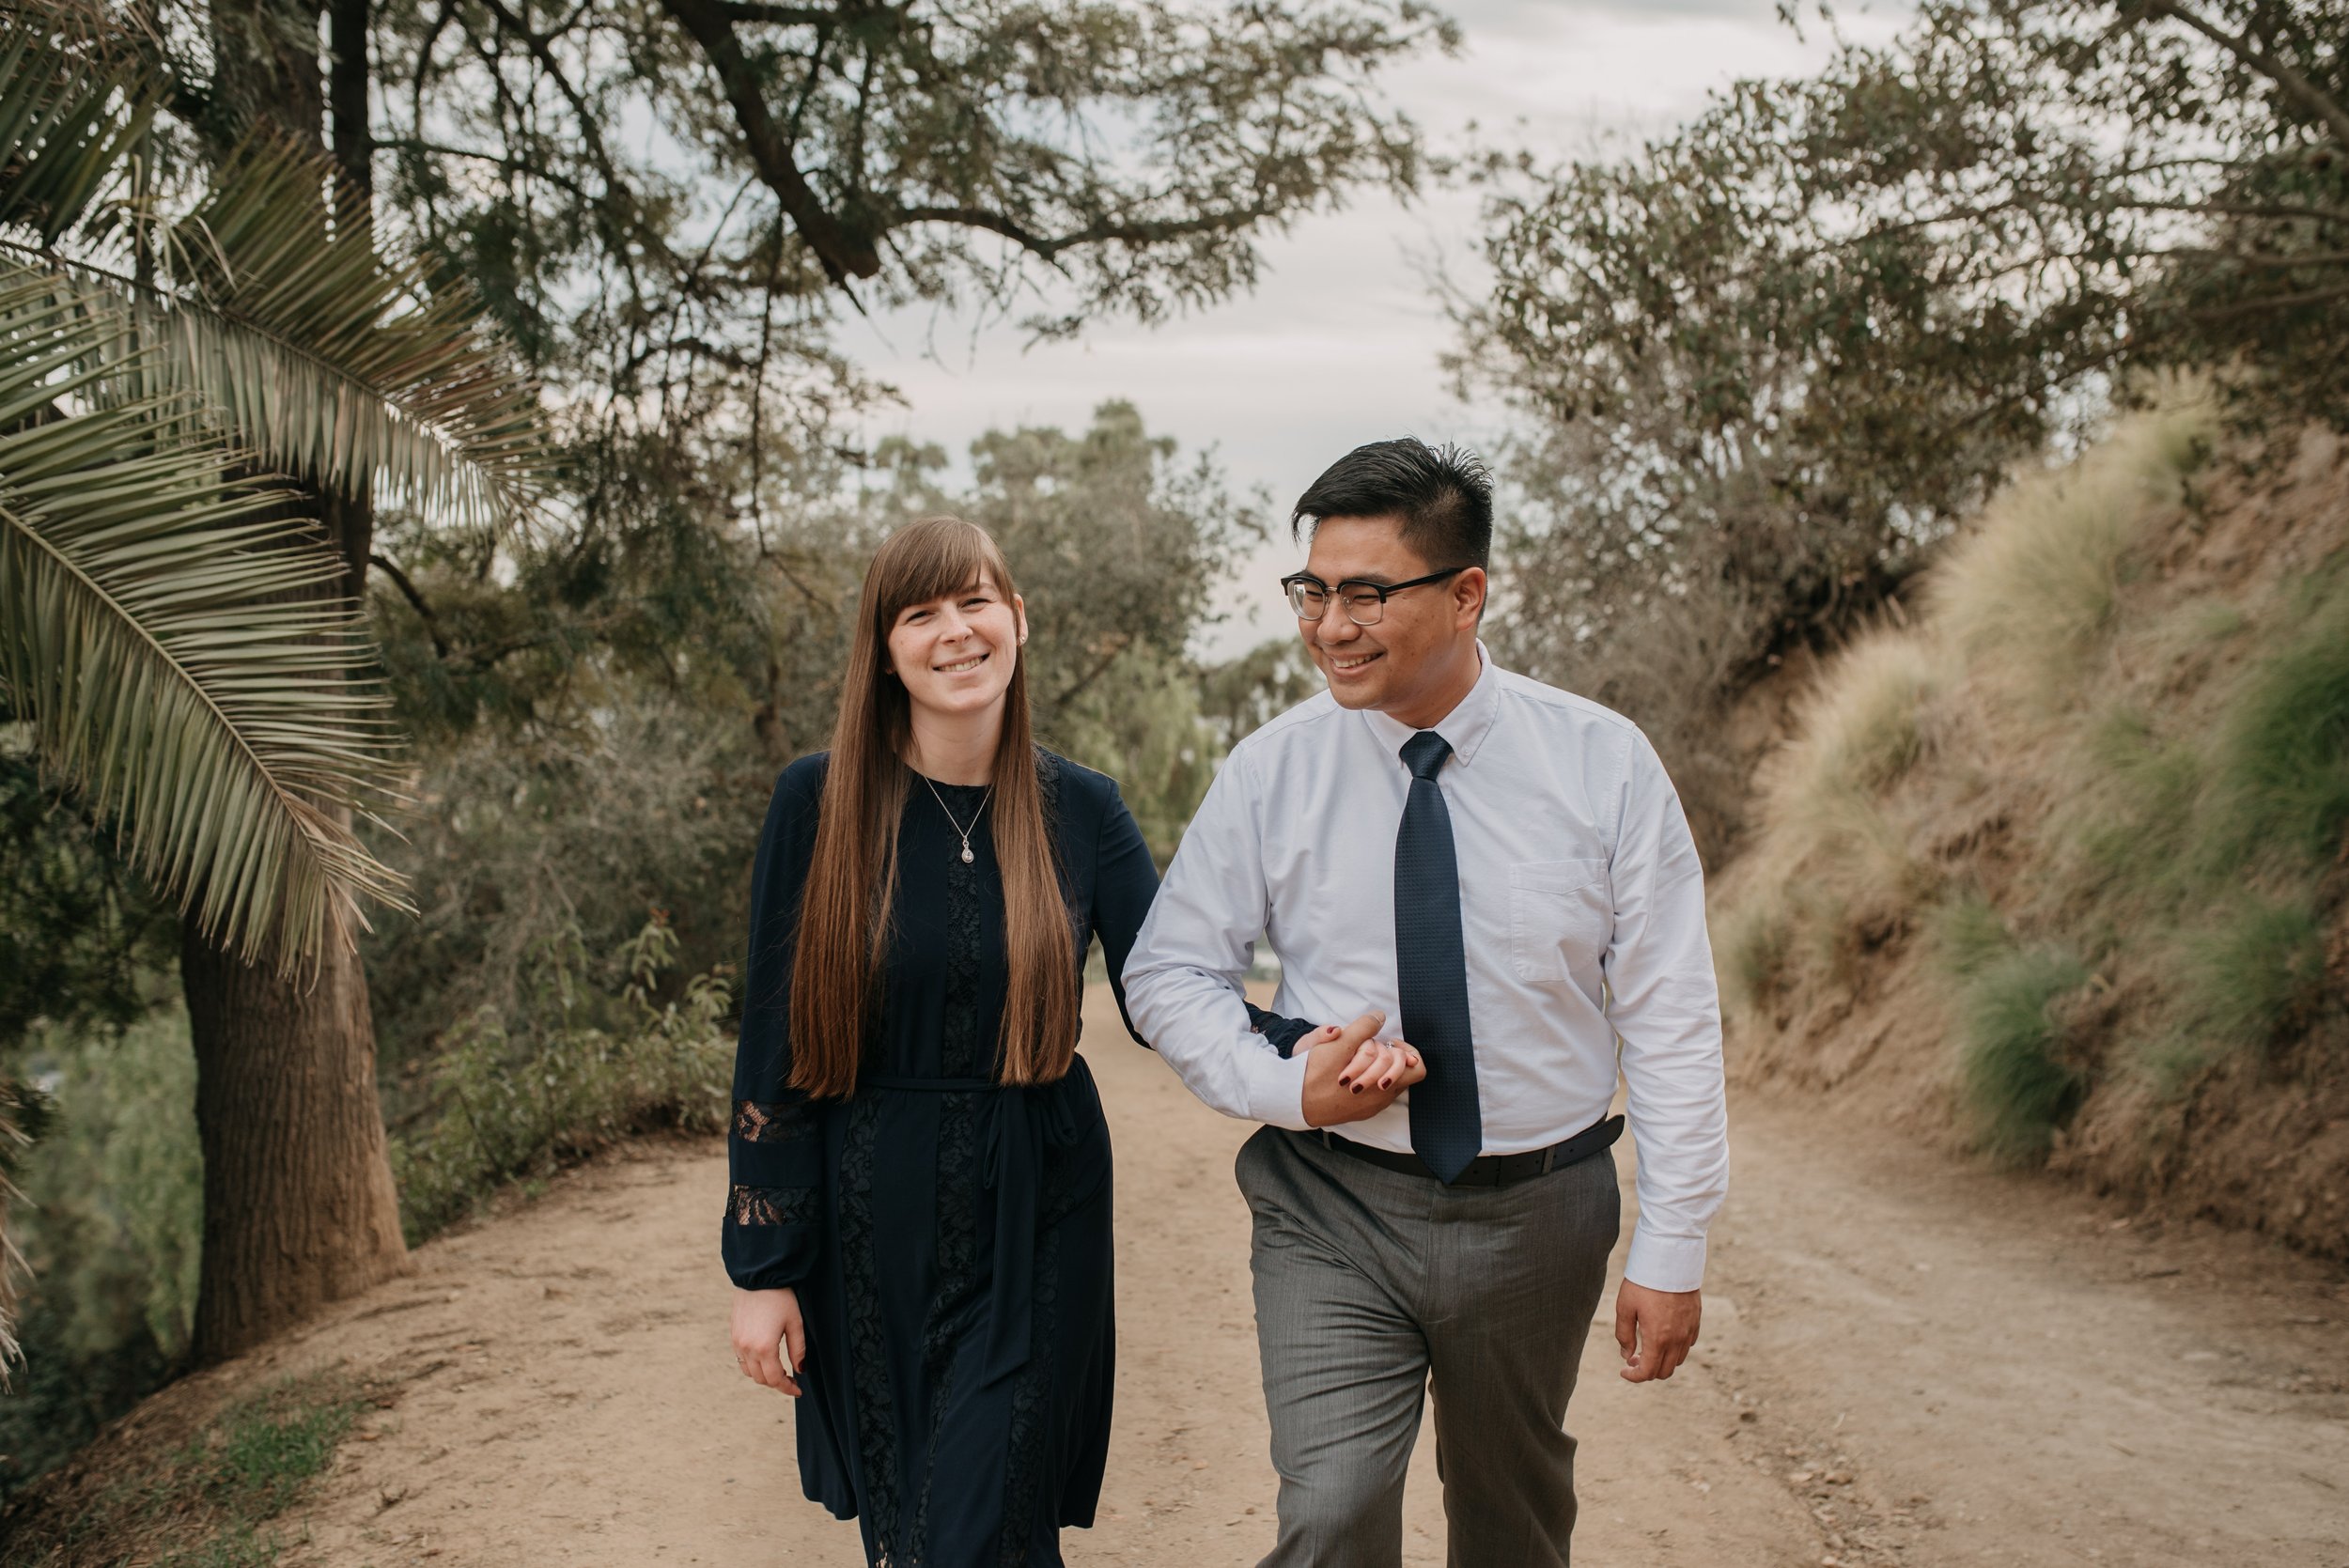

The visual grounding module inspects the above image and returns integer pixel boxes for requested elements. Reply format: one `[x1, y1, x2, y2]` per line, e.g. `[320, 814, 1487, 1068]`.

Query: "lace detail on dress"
[731, 1097, 815, 1142]
[940, 828, 988, 1079]
[727, 1184, 817, 1227]
[837, 1092, 902, 1561]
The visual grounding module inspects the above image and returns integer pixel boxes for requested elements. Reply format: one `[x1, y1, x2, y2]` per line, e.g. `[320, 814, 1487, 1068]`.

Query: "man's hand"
[1299, 1011, 1425, 1127]
[1614, 1281, 1701, 1383]
[731, 1285, 806, 1395]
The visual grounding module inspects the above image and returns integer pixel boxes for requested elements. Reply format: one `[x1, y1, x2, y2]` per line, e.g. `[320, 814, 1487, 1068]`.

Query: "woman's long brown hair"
[787, 517, 1078, 1097]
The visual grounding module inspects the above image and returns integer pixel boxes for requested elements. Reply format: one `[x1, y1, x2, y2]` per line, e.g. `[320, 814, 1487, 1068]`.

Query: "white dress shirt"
[1122, 644, 1729, 1292]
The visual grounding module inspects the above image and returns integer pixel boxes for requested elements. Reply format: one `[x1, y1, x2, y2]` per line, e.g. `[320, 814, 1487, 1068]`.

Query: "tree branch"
[367, 552, 448, 659]
[2159, 246, 2349, 269]
[892, 199, 1283, 262]
[2185, 278, 2349, 318]
[656, 0, 881, 284]
[722, 2, 838, 22]
[466, 0, 676, 276]
[2136, 0, 2349, 149]
[1052, 634, 1134, 711]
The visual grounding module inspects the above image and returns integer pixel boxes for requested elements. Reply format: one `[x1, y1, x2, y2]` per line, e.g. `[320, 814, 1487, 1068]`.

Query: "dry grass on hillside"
[1716, 390, 2349, 1258]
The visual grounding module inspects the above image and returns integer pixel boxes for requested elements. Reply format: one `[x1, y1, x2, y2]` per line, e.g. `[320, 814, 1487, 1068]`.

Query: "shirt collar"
[1360, 640, 1501, 767]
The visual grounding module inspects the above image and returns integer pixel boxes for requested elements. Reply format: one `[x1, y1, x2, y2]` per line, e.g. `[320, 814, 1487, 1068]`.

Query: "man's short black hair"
[1290, 438, 1494, 571]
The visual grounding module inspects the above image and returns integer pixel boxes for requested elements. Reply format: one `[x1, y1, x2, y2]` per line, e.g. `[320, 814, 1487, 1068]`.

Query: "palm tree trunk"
[182, 905, 408, 1360]
[179, 0, 408, 1361]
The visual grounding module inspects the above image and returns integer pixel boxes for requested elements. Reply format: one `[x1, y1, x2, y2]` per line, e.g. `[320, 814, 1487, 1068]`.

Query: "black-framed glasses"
[1280, 567, 1466, 626]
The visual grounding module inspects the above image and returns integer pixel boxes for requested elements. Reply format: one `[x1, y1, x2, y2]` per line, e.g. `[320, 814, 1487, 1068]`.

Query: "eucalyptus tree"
[350, 0, 1445, 753]
[0, 2, 544, 1358]
[1459, 0, 2347, 821]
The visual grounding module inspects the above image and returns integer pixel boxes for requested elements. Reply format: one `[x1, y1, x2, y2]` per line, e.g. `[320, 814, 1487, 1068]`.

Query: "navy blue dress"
[721, 748, 1157, 1567]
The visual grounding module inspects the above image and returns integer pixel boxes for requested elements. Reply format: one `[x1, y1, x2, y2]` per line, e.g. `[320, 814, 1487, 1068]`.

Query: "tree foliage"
[0, 1, 550, 972]
[1460, 0, 2348, 815]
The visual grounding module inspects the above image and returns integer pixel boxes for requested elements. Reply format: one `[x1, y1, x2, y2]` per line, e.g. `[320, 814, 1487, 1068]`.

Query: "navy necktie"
[1394, 730, 1480, 1183]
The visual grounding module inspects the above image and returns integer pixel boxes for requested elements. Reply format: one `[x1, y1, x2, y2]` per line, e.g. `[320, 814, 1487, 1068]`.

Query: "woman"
[723, 516, 1371, 1565]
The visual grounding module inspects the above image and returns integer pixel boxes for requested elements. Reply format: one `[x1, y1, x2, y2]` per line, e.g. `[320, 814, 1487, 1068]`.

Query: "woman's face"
[885, 569, 1027, 722]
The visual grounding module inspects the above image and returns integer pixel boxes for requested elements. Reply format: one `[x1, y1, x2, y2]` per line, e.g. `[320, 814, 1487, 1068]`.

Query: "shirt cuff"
[1624, 1225, 1707, 1294]
[1243, 1045, 1314, 1131]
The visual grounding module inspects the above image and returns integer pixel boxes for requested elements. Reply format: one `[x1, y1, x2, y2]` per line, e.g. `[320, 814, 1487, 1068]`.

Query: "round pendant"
[960, 846, 974, 864]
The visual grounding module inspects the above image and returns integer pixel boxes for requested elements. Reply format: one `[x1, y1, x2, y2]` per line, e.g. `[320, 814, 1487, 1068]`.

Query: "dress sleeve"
[1089, 779, 1159, 1047]
[722, 761, 827, 1292]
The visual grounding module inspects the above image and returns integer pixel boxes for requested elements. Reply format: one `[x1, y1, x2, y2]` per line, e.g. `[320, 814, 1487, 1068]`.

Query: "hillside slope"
[1715, 394, 2349, 1260]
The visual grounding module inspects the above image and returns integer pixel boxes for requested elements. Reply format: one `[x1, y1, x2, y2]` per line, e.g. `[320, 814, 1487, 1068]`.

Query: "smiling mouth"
[1326, 650, 1382, 672]
[935, 652, 988, 674]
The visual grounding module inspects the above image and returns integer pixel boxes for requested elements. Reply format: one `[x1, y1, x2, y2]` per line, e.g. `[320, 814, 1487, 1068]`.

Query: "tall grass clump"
[1743, 630, 1946, 936]
[1771, 630, 1943, 802]
[1716, 900, 1791, 1018]
[1934, 396, 2216, 700]
[2061, 706, 2204, 903]
[1956, 943, 2091, 1165]
[1929, 890, 2012, 980]
[393, 916, 731, 1239]
[2205, 580, 2349, 871]
[2188, 896, 2328, 1058]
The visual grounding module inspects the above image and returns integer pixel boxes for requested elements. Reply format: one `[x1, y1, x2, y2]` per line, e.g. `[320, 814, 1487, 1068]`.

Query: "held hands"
[1614, 1281, 1701, 1383]
[731, 1285, 807, 1396]
[1299, 1011, 1426, 1128]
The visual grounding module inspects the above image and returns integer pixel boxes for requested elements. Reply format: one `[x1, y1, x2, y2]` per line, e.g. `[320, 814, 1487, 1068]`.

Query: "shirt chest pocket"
[1507, 858, 1611, 983]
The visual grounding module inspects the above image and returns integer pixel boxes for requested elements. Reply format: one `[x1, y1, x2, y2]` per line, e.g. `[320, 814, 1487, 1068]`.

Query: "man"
[1122, 438, 1729, 1567]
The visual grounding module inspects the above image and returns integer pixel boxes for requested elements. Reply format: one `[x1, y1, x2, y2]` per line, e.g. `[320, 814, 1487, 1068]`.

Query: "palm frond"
[0, 4, 157, 245]
[0, 266, 411, 972]
[0, 4, 550, 534]
[145, 128, 551, 532]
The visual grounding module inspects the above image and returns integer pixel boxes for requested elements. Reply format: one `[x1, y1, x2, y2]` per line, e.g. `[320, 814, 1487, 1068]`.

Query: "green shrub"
[2209, 581, 2349, 870]
[393, 917, 732, 1240]
[1715, 901, 1791, 1016]
[2069, 706, 2202, 901]
[1957, 944, 2090, 1165]
[0, 1009, 202, 1500]
[1929, 890, 2012, 981]
[2189, 896, 2328, 1057]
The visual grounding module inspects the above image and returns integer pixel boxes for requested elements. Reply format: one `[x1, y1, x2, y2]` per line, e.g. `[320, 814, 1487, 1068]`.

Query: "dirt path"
[220, 986, 2348, 1566]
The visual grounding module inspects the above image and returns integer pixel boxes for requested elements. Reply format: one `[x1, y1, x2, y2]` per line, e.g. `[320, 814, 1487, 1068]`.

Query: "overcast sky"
[834, 0, 1908, 657]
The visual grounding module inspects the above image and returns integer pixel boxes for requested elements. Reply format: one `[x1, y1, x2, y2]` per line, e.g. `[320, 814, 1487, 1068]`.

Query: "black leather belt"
[1312, 1113, 1625, 1188]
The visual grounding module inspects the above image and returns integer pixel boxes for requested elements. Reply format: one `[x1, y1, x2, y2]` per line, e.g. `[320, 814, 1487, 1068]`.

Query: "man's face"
[1296, 514, 1483, 719]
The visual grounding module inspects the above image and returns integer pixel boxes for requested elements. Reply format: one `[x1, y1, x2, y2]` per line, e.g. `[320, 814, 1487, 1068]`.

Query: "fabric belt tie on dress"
[859, 1072, 1083, 1384]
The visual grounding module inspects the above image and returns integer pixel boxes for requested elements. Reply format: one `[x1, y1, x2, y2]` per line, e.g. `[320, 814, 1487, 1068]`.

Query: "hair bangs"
[871, 516, 1016, 631]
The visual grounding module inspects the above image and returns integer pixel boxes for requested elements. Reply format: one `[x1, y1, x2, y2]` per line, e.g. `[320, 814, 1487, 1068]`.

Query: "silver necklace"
[920, 775, 993, 864]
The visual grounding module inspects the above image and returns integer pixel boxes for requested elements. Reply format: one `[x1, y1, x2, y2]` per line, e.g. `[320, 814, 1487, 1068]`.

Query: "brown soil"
[24, 985, 2349, 1565]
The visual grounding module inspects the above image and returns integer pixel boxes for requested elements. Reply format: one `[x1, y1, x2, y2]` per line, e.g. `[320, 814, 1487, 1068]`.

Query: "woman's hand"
[1336, 1033, 1423, 1095]
[1300, 1013, 1425, 1126]
[731, 1286, 807, 1395]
